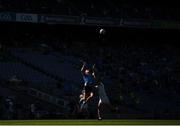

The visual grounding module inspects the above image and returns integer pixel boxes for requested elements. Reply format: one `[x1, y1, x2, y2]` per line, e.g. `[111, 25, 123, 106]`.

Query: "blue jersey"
[83, 74, 94, 86]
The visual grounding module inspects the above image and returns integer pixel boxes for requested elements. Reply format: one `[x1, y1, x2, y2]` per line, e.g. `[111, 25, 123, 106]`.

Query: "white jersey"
[98, 83, 109, 104]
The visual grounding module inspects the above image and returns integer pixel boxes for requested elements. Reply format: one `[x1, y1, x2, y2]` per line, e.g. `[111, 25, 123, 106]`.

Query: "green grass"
[0, 119, 180, 125]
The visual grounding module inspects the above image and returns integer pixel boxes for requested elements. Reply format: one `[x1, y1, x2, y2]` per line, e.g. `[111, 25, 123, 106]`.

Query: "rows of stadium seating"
[0, 48, 81, 119]
[0, 84, 68, 119]
[0, 62, 57, 84]
[5, 40, 180, 118]
[9, 48, 82, 83]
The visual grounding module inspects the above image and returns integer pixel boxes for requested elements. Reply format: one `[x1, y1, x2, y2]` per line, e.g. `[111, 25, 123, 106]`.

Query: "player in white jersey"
[95, 82, 111, 120]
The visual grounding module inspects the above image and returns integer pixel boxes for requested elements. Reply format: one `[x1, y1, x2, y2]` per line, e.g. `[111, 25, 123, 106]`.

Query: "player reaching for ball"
[80, 62, 96, 109]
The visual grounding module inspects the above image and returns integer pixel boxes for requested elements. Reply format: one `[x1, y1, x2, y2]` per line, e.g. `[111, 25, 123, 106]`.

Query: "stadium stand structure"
[1, 40, 180, 119]
[0, 0, 180, 20]
[1, 1, 180, 119]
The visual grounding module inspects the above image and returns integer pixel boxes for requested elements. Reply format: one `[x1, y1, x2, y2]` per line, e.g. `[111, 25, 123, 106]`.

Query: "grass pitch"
[0, 119, 180, 125]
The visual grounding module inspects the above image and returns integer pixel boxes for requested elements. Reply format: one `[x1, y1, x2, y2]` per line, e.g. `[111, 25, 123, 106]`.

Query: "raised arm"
[92, 64, 96, 71]
[81, 62, 86, 74]
[92, 64, 96, 78]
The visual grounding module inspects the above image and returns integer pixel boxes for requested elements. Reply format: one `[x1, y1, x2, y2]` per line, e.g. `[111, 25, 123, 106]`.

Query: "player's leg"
[97, 99, 102, 120]
[79, 100, 84, 112]
[84, 86, 93, 102]
[80, 91, 91, 110]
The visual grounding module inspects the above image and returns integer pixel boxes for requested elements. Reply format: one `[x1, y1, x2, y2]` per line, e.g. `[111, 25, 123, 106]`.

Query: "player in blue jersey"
[80, 62, 96, 107]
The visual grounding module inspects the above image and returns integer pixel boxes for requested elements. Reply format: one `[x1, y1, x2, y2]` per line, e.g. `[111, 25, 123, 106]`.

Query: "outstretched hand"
[93, 64, 96, 68]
